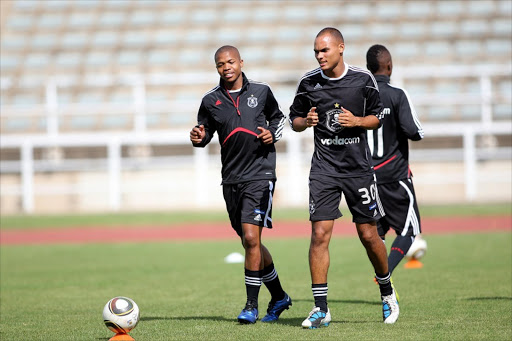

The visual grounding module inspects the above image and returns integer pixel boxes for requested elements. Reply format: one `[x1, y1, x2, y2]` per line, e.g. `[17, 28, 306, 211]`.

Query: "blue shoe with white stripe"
[237, 302, 259, 324]
[261, 292, 292, 322]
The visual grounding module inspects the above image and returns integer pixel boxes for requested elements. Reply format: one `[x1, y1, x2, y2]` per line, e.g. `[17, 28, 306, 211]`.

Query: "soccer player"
[366, 44, 424, 275]
[190, 45, 290, 324]
[289, 28, 399, 328]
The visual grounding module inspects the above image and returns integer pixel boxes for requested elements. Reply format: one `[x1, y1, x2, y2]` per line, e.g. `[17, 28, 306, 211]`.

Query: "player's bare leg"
[309, 220, 334, 284]
[356, 222, 388, 274]
[302, 220, 334, 328]
[238, 223, 263, 324]
[356, 221, 399, 324]
[242, 223, 263, 271]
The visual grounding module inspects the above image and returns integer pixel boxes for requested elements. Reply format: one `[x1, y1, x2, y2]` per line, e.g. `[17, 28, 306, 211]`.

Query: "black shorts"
[222, 179, 275, 237]
[377, 179, 421, 237]
[309, 174, 385, 224]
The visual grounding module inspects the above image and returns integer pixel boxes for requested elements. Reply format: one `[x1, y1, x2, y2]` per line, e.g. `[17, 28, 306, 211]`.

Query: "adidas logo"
[314, 83, 322, 90]
[254, 214, 262, 222]
[215, 99, 222, 106]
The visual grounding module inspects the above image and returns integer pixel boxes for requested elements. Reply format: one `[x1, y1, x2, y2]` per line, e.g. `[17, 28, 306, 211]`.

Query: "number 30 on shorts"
[358, 184, 377, 204]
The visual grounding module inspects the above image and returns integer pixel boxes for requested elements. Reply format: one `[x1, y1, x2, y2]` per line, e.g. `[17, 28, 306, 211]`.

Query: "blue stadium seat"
[147, 50, 171, 65]
[92, 31, 119, 47]
[86, 51, 111, 66]
[61, 32, 88, 48]
[252, 7, 278, 22]
[69, 13, 97, 27]
[130, 11, 158, 26]
[425, 41, 452, 57]
[55, 52, 83, 67]
[6, 14, 33, 30]
[99, 12, 126, 27]
[492, 19, 512, 35]
[344, 3, 370, 20]
[406, 1, 433, 17]
[468, 0, 496, 16]
[486, 39, 512, 54]
[437, 1, 465, 17]
[38, 14, 64, 28]
[430, 21, 458, 38]
[24, 53, 50, 68]
[460, 20, 489, 36]
[117, 51, 142, 65]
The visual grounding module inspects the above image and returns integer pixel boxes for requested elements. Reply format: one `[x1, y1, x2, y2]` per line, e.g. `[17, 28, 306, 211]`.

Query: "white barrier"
[1, 122, 510, 214]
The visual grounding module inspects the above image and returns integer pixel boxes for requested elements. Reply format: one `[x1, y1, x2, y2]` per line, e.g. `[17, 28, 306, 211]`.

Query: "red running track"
[1, 216, 510, 245]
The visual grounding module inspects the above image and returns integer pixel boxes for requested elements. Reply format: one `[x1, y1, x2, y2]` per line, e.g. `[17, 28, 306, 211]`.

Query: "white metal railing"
[1, 122, 511, 213]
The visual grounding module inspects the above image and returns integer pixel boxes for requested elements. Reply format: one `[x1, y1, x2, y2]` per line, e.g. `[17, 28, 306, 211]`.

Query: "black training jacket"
[368, 75, 424, 184]
[289, 64, 384, 178]
[193, 73, 286, 184]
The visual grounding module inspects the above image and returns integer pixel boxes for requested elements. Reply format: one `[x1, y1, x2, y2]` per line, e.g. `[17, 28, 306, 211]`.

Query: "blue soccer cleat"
[261, 292, 292, 322]
[301, 307, 331, 329]
[237, 302, 259, 324]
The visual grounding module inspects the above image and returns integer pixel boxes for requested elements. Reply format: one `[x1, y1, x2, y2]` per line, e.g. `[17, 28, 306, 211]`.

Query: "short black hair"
[316, 27, 344, 43]
[366, 44, 389, 74]
[214, 45, 241, 63]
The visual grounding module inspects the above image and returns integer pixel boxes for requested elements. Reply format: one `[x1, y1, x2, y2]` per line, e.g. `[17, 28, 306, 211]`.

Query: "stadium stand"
[0, 0, 511, 213]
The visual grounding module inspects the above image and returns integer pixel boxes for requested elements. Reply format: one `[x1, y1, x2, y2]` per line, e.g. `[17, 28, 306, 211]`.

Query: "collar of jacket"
[218, 72, 250, 93]
[374, 74, 390, 83]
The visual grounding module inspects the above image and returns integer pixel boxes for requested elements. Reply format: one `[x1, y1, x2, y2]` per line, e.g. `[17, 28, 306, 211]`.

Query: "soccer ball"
[102, 296, 140, 334]
[406, 235, 427, 260]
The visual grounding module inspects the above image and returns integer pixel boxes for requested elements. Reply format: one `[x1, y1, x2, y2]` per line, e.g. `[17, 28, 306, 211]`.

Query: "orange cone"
[109, 333, 135, 341]
[404, 258, 423, 269]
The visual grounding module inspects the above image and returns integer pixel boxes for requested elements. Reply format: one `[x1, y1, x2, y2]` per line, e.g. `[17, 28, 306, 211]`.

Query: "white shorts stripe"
[399, 180, 419, 237]
[264, 181, 273, 227]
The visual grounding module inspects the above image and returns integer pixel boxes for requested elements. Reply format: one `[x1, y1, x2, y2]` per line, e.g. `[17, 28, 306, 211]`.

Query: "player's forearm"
[292, 117, 309, 132]
[357, 115, 380, 130]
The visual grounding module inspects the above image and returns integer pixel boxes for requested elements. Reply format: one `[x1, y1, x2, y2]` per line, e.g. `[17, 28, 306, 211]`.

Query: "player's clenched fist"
[338, 107, 361, 128]
[190, 124, 205, 144]
[306, 107, 318, 127]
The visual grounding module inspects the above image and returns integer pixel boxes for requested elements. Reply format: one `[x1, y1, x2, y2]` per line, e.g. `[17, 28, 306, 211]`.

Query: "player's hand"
[190, 125, 205, 143]
[257, 127, 273, 144]
[306, 107, 318, 127]
[338, 107, 361, 128]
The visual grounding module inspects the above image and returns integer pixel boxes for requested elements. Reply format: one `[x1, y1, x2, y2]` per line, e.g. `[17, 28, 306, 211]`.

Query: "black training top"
[289, 64, 384, 178]
[368, 75, 424, 184]
[193, 73, 285, 184]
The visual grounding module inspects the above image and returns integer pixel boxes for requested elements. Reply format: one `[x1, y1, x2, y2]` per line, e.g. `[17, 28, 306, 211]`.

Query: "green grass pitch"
[1, 232, 511, 340]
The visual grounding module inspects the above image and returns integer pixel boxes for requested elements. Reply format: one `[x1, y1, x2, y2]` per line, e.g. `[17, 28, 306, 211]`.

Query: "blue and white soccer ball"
[102, 296, 140, 334]
[406, 235, 428, 260]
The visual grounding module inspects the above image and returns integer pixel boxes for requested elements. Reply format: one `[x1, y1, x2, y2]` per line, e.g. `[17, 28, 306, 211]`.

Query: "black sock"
[376, 272, 393, 296]
[262, 263, 285, 302]
[388, 235, 415, 274]
[245, 269, 262, 308]
[312, 283, 328, 312]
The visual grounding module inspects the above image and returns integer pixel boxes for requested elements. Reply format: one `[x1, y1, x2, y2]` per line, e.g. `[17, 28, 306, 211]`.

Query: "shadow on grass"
[140, 316, 234, 322]
[292, 298, 380, 306]
[466, 296, 512, 301]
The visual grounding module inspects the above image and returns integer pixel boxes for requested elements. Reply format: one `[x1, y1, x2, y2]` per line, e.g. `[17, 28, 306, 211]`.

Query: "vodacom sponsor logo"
[320, 136, 361, 146]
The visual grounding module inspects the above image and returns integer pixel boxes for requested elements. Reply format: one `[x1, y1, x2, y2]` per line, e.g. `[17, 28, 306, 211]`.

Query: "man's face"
[314, 34, 344, 72]
[215, 50, 243, 85]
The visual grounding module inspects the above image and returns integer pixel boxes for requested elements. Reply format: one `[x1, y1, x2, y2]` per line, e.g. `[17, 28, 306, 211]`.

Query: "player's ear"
[338, 43, 345, 55]
[240, 59, 244, 68]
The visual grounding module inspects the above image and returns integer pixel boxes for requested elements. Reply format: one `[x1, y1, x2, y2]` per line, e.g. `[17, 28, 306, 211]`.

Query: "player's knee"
[242, 234, 260, 250]
[311, 228, 330, 246]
